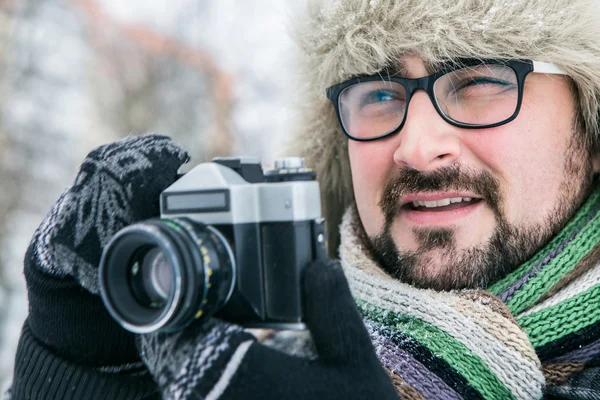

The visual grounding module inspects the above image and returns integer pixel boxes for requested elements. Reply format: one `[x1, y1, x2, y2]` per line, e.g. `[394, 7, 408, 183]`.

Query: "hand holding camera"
[94, 137, 396, 399]
[13, 134, 397, 399]
[13, 134, 188, 399]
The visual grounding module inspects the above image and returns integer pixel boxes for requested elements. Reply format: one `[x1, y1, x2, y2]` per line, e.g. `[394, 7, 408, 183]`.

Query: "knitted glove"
[12, 134, 189, 400]
[138, 260, 399, 400]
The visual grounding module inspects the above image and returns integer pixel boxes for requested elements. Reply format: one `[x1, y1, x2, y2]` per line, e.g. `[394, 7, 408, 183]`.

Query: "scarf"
[339, 186, 600, 400]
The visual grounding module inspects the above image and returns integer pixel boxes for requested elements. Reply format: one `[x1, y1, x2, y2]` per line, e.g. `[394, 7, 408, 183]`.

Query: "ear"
[593, 154, 600, 174]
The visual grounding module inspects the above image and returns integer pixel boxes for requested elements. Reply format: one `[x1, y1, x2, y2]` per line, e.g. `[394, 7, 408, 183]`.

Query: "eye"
[455, 77, 515, 91]
[360, 89, 399, 106]
[441, 64, 518, 99]
[339, 80, 406, 118]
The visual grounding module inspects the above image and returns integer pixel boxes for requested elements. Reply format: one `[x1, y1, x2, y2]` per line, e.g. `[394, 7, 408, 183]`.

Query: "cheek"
[348, 141, 393, 235]
[466, 109, 576, 223]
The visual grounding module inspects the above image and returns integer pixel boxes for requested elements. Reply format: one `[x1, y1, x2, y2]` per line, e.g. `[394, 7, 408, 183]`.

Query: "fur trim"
[285, 0, 600, 254]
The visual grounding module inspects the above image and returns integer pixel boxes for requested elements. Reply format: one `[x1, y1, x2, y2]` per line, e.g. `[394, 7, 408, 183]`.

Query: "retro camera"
[98, 156, 326, 334]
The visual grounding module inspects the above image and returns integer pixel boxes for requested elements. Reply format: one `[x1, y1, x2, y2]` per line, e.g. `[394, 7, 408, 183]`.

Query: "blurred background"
[0, 0, 300, 388]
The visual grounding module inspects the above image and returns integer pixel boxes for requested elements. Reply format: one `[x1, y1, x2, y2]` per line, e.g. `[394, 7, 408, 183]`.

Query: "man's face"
[349, 55, 600, 290]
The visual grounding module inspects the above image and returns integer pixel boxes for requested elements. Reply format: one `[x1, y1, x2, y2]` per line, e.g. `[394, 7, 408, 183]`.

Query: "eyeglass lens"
[338, 63, 519, 140]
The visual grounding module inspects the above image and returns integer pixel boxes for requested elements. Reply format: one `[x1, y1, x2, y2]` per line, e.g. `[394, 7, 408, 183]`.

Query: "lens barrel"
[99, 218, 235, 333]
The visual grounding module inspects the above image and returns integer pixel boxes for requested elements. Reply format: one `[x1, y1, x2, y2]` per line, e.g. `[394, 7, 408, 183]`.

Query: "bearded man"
[7, 0, 600, 399]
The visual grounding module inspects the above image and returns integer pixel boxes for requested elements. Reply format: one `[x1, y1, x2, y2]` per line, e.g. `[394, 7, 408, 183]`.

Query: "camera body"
[99, 156, 326, 333]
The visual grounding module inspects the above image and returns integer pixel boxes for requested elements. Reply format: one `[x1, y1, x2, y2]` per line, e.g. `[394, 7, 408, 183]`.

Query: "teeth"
[411, 197, 475, 208]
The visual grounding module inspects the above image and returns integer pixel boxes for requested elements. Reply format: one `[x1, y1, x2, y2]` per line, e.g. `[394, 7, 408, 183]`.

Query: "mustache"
[378, 165, 502, 222]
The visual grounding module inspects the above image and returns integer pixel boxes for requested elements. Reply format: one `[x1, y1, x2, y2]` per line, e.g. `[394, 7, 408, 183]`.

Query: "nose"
[393, 91, 462, 171]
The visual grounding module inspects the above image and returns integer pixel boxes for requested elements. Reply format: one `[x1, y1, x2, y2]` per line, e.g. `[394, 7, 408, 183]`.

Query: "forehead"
[384, 55, 441, 78]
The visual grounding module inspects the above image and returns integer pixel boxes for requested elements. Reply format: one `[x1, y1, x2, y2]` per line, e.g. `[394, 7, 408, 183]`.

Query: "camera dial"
[265, 157, 316, 182]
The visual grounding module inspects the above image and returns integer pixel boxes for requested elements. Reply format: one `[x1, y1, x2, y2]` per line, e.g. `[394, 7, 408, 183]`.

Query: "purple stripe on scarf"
[498, 224, 584, 303]
[548, 337, 600, 364]
[369, 327, 463, 400]
[498, 202, 600, 303]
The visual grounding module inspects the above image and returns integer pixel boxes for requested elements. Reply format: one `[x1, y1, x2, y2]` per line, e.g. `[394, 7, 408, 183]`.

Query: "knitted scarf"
[339, 186, 600, 400]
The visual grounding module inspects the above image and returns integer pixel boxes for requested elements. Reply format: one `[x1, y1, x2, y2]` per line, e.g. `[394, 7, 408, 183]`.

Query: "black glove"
[12, 134, 189, 400]
[138, 260, 399, 400]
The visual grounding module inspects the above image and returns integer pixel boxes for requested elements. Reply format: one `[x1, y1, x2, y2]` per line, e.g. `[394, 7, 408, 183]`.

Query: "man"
[288, 0, 600, 397]
[292, 0, 600, 392]
[7, 0, 600, 399]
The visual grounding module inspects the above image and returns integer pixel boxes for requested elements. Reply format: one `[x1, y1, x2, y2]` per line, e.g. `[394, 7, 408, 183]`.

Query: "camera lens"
[99, 218, 236, 333]
[128, 246, 173, 308]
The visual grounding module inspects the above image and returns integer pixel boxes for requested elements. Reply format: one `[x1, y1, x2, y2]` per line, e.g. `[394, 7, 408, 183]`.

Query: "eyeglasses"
[326, 59, 567, 142]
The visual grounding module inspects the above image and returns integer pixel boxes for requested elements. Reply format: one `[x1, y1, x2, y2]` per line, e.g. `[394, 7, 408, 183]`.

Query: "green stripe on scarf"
[488, 187, 600, 315]
[356, 299, 515, 400]
[488, 193, 596, 295]
[518, 284, 600, 349]
[507, 222, 600, 315]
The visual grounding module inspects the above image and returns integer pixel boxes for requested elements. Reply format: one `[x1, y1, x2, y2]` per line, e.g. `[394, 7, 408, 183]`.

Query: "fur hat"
[287, 0, 600, 256]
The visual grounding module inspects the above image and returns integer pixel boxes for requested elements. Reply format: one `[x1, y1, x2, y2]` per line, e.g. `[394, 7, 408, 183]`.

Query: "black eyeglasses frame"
[325, 59, 538, 142]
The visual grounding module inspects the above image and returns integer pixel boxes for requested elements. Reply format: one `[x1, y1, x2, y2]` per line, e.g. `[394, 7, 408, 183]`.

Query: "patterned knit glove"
[12, 134, 189, 400]
[138, 260, 399, 400]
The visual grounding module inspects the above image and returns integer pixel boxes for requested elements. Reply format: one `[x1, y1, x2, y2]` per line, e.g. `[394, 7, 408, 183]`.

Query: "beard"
[356, 133, 597, 291]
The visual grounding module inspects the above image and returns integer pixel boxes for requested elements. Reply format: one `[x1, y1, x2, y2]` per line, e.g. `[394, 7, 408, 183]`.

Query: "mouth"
[403, 197, 483, 212]
[399, 194, 484, 224]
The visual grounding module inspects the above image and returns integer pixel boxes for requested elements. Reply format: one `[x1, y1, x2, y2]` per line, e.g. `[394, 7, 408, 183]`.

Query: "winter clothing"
[11, 134, 189, 400]
[339, 188, 600, 398]
[7, 134, 398, 400]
